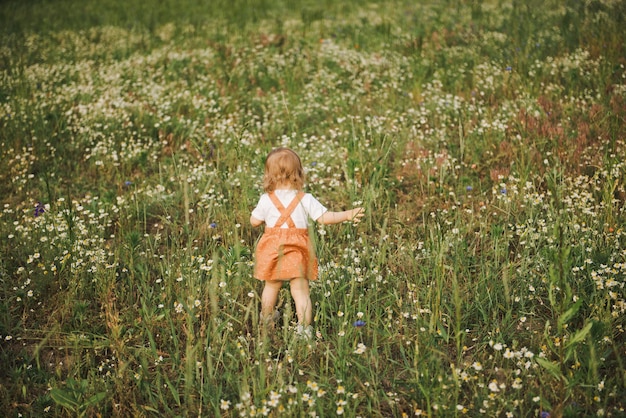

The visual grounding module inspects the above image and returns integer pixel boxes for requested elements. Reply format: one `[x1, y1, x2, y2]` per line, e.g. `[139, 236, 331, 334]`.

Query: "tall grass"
[1, 0, 625, 416]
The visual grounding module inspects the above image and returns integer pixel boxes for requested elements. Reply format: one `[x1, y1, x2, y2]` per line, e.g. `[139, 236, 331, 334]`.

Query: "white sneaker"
[295, 324, 313, 340]
[261, 309, 280, 327]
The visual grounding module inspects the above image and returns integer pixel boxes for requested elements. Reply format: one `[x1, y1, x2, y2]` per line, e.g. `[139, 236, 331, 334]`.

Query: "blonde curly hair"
[263, 147, 305, 192]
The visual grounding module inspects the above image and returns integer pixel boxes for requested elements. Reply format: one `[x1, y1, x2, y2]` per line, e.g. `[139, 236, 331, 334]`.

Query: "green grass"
[1, 0, 625, 416]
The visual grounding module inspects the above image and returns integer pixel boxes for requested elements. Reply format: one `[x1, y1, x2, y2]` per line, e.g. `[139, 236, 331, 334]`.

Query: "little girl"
[250, 147, 364, 338]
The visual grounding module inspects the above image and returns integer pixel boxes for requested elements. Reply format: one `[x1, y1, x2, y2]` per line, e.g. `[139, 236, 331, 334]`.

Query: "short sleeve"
[251, 194, 269, 221]
[301, 193, 327, 221]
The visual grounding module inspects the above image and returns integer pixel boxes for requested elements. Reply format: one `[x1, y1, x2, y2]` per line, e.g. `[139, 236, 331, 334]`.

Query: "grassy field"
[1, 0, 625, 416]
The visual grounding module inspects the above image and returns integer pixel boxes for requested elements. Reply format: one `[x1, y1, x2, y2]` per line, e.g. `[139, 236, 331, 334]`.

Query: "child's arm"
[316, 207, 364, 225]
[250, 215, 264, 227]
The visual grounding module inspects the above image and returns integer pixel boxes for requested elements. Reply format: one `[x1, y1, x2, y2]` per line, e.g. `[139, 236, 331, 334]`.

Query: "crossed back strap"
[268, 191, 305, 228]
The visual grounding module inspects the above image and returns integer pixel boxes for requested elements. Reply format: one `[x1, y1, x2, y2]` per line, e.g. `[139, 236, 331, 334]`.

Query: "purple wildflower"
[34, 202, 45, 217]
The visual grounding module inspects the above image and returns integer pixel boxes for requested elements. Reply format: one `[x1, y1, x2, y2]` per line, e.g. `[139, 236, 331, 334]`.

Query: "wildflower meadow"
[1, 0, 625, 416]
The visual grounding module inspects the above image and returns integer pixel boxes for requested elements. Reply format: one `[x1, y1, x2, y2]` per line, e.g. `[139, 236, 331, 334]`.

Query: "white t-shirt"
[251, 189, 327, 228]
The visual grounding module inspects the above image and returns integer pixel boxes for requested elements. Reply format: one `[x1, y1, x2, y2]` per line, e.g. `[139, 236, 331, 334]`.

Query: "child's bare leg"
[261, 280, 282, 322]
[290, 277, 312, 326]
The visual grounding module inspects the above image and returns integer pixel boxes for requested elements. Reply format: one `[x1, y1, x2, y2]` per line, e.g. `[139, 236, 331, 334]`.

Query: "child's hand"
[350, 207, 365, 224]
[317, 208, 365, 225]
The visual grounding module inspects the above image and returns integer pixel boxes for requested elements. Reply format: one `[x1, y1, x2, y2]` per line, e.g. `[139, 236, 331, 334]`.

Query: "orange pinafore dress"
[253, 192, 319, 281]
